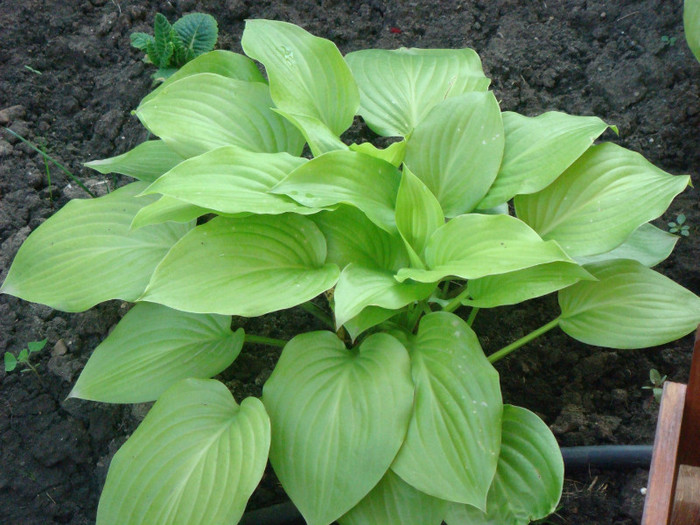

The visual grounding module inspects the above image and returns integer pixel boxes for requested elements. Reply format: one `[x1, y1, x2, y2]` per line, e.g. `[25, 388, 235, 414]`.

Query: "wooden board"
[671, 465, 700, 525]
[642, 381, 686, 524]
[678, 329, 700, 467]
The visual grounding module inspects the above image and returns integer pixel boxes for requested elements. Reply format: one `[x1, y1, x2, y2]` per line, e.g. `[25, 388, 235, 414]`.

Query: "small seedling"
[661, 35, 678, 46]
[24, 65, 42, 75]
[4, 338, 48, 380]
[130, 13, 218, 82]
[3, 127, 95, 198]
[642, 368, 667, 402]
[668, 213, 690, 236]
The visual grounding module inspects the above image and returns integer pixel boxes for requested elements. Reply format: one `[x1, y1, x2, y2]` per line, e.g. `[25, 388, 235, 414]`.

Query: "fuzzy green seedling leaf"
[263, 331, 414, 525]
[152, 14, 173, 66]
[27, 339, 47, 354]
[4, 352, 17, 372]
[97, 378, 270, 525]
[130, 32, 154, 51]
[70, 303, 244, 403]
[172, 13, 218, 60]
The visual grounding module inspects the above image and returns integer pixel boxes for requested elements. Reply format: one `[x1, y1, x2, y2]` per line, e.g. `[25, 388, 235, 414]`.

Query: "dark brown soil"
[1, 1, 698, 524]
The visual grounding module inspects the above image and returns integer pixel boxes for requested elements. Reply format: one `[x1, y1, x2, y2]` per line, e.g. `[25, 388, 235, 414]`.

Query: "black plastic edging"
[240, 444, 654, 525]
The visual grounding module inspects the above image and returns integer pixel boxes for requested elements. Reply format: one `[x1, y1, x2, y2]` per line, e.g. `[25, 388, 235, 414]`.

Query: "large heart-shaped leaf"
[340, 470, 447, 525]
[404, 92, 504, 217]
[1, 183, 190, 312]
[477, 111, 611, 209]
[141, 214, 339, 316]
[135, 73, 305, 158]
[334, 264, 436, 328]
[141, 50, 265, 105]
[559, 259, 700, 348]
[444, 405, 564, 525]
[97, 378, 270, 525]
[396, 214, 572, 284]
[345, 47, 490, 137]
[69, 303, 243, 403]
[242, 19, 359, 136]
[392, 312, 502, 508]
[272, 150, 402, 233]
[85, 140, 184, 183]
[142, 146, 313, 216]
[574, 223, 678, 268]
[515, 143, 690, 257]
[464, 262, 595, 308]
[263, 331, 414, 525]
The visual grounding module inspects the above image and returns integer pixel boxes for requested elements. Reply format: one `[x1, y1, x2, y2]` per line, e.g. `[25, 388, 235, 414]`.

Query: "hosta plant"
[3, 19, 700, 525]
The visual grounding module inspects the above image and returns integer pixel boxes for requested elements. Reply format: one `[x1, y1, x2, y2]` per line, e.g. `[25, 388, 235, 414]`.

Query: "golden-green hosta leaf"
[142, 146, 312, 216]
[515, 143, 690, 257]
[345, 47, 490, 137]
[1, 182, 190, 312]
[340, 470, 447, 525]
[392, 312, 502, 509]
[559, 259, 700, 348]
[397, 214, 572, 284]
[97, 378, 270, 525]
[478, 111, 611, 209]
[85, 140, 184, 183]
[69, 303, 243, 403]
[141, 214, 339, 316]
[242, 19, 359, 136]
[263, 331, 414, 525]
[404, 92, 504, 217]
[445, 405, 563, 525]
[135, 73, 305, 158]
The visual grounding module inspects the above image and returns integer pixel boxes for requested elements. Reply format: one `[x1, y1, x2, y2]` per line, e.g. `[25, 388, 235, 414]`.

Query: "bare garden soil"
[0, 0, 698, 523]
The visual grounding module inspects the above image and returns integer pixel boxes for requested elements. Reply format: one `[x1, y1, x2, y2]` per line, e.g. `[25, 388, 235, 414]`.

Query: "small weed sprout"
[668, 213, 690, 236]
[4, 338, 48, 380]
[642, 368, 667, 402]
[661, 35, 678, 46]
